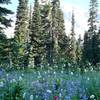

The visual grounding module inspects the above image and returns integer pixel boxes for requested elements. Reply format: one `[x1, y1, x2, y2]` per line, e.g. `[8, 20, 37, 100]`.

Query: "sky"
[3, 0, 100, 38]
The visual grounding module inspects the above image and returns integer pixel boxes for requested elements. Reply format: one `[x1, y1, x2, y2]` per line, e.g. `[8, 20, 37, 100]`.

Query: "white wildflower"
[54, 71, 56, 74]
[87, 77, 90, 81]
[30, 95, 33, 100]
[59, 93, 62, 97]
[0, 81, 4, 87]
[12, 79, 16, 83]
[47, 89, 52, 93]
[90, 94, 95, 99]
[70, 72, 73, 75]
[22, 73, 24, 77]
[19, 76, 23, 81]
[90, 67, 93, 71]
[45, 71, 47, 74]
[84, 69, 87, 72]
[6, 74, 9, 77]
[61, 70, 63, 74]
[38, 71, 41, 76]
[23, 92, 26, 98]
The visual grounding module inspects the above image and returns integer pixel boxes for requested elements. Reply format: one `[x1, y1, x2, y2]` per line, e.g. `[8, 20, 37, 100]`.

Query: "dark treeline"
[0, 0, 100, 69]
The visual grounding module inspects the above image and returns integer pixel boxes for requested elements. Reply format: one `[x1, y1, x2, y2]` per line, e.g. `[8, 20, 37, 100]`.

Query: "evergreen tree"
[56, 1, 67, 61]
[92, 28, 100, 65]
[88, 0, 98, 36]
[51, 0, 59, 64]
[51, 0, 66, 64]
[40, 0, 66, 65]
[83, 0, 98, 64]
[83, 31, 91, 62]
[27, 5, 34, 67]
[30, 0, 43, 67]
[0, 0, 13, 32]
[68, 10, 76, 63]
[76, 35, 82, 63]
[0, 34, 8, 66]
[40, 3, 53, 65]
[0, 0, 13, 67]
[14, 0, 28, 67]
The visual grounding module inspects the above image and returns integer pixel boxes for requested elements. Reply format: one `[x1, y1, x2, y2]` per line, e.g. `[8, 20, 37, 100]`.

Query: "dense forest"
[0, 0, 100, 69]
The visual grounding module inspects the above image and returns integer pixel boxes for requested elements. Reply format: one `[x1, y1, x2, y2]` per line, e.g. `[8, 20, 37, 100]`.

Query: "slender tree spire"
[14, 0, 29, 67]
[83, 0, 98, 64]
[69, 9, 76, 62]
[71, 9, 75, 36]
[88, 0, 98, 36]
[30, 0, 43, 67]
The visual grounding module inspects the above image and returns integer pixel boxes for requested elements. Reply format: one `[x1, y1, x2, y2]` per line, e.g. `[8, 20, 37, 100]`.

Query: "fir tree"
[88, 0, 98, 36]
[76, 35, 82, 63]
[30, 0, 43, 67]
[0, 0, 13, 67]
[92, 28, 100, 65]
[0, 34, 8, 66]
[51, 0, 59, 64]
[40, 3, 53, 65]
[56, 1, 67, 61]
[83, 0, 98, 64]
[0, 0, 13, 32]
[69, 10, 76, 63]
[83, 31, 91, 62]
[51, 0, 66, 64]
[14, 0, 28, 67]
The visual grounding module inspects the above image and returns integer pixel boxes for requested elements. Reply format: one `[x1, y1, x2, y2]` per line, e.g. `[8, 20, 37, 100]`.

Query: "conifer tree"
[92, 28, 100, 65]
[51, 0, 66, 64]
[83, 0, 98, 64]
[40, 3, 53, 65]
[0, 0, 13, 32]
[0, 34, 8, 66]
[51, 0, 59, 63]
[56, 1, 67, 60]
[83, 31, 91, 62]
[30, 0, 43, 67]
[69, 10, 76, 63]
[0, 0, 13, 67]
[14, 0, 28, 67]
[76, 35, 82, 63]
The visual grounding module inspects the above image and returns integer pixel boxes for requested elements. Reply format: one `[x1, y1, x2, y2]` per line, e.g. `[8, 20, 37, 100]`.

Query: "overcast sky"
[3, 0, 100, 38]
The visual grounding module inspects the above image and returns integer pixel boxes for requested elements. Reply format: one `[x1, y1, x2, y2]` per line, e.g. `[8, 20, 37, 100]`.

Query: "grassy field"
[0, 67, 100, 100]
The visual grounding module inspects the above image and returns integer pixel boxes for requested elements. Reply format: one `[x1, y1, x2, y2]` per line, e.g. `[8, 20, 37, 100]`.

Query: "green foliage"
[14, 0, 28, 67]
[76, 35, 82, 63]
[0, 0, 13, 32]
[68, 10, 77, 63]
[41, 4, 53, 65]
[83, 0, 98, 65]
[4, 82, 23, 100]
[0, 34, 12, 67]
[30, 0, 43, 67]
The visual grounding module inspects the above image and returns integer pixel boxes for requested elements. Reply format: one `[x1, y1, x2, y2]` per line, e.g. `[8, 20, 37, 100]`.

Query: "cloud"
[4, 14, 16, 38]
[60, 1, 88, 39]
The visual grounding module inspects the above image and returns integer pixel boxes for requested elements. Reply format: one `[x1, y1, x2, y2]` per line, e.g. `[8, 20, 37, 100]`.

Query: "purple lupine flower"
[65, 95, 71, 100]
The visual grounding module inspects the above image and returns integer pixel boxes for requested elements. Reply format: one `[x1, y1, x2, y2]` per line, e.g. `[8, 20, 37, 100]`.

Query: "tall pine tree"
[30, 0, 43, 67]
[40, 3, 53, 65]
[0, 0, 13, 67]
[14, 0, 28, 67]
[76, 35, 82, 63]
[50, 0, 66, 64]
[83, 0, 98, 64]
[68, 10, 76, 63]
